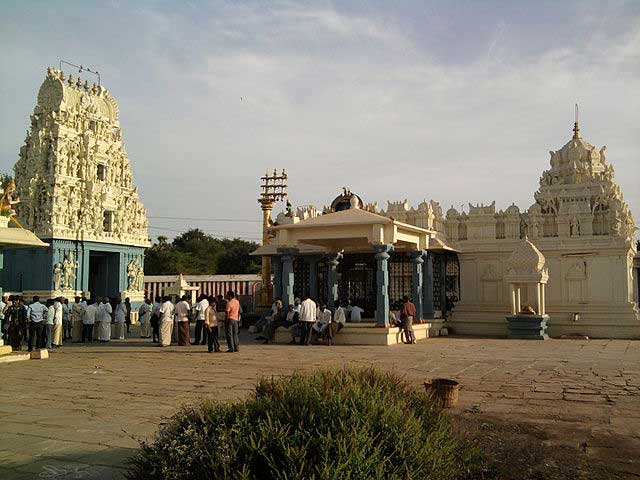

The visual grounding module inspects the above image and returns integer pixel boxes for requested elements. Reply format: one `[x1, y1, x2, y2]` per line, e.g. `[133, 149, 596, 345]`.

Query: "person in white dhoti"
[71, 296, 85, 343]
[114, 299, 127, 340]
[138, 298, 152, 338]
[51, 298, 64, 348]
[159, 296, 174, 347]
[97, 298, 113, 342]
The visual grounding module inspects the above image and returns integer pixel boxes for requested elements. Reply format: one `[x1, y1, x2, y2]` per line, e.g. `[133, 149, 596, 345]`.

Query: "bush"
[127, 368, 486, 480]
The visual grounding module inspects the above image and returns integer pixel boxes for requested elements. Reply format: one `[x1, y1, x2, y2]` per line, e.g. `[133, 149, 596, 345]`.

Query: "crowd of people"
[255, 294, 417, 345]
[0, 289, 418, 352]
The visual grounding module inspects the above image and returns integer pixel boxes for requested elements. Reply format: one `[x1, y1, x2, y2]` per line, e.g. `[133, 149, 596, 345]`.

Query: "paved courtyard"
[0, 333, 639, 479]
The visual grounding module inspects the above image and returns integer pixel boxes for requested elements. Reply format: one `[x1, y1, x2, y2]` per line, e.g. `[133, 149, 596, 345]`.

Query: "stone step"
[0, 345, 13, 356]
[0, 351, 31, 364]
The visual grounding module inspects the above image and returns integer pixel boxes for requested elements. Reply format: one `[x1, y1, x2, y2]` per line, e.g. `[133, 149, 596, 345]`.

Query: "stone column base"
[506, 314, 549, 340]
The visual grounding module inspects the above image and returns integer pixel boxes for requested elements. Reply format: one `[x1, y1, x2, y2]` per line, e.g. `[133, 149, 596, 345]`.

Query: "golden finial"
[573, 103, 580, 139]
[76, 77, 82, 88]
[59, 70, 66, 81]
[91, 82, 98, 94]
[83, 80, 89, 91]
[68, 74, 74, 86]
[282, 168, 287, 178]
[273, 168, 277, 177]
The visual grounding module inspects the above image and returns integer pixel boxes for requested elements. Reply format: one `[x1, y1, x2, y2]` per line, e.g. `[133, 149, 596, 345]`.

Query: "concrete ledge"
[0, 345, 13, 356]
[30, 349, 49, 359]
[273, 322, 439, 346]
[0, 352, 31, 363]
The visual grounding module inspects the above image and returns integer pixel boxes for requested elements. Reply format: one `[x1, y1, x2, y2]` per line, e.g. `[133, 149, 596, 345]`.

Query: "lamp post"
[258, 169, 287, 307]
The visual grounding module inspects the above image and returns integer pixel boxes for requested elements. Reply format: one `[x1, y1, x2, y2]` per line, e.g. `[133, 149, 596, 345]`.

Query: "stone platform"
[506, 314, 550, 340]
[273, 320, 444, 345]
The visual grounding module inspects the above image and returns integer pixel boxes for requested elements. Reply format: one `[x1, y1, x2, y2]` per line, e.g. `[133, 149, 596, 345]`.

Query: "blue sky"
[1, 1, 639, 242]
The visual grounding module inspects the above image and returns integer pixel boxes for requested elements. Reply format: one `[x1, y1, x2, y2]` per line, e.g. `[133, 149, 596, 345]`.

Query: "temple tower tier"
[4, 67, 150, 302]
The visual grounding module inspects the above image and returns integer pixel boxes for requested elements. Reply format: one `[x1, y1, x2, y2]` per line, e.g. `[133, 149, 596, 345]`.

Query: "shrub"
[127, 368, 486, 480]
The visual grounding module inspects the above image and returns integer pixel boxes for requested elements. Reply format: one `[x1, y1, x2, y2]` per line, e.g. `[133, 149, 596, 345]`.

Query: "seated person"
[312, 303, 331, 336]
[348, 304, 364, 323]
[264, 303, 299, 344]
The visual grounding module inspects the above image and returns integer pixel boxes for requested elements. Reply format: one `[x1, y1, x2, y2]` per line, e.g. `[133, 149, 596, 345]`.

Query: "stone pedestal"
[506, 314, 549, 340]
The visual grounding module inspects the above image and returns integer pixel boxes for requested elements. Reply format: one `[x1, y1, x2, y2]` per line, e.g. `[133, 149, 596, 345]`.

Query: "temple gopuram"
[3, 67, 149, 302]
[256, 120, 638, 341]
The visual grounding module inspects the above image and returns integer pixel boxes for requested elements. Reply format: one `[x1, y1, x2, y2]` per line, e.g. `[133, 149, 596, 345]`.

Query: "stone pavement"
[0, 332, 639, 479]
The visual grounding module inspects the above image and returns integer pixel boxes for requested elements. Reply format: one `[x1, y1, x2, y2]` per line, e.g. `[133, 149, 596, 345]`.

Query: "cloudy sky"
[1, 0, 638, 242]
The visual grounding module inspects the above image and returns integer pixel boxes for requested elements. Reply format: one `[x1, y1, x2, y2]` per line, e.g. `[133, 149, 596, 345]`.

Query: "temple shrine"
[3, 67, 150, 302]
[256, 119, 638, 340]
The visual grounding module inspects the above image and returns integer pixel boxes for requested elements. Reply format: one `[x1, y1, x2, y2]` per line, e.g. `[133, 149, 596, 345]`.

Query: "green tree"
[144, 229, 260, 275]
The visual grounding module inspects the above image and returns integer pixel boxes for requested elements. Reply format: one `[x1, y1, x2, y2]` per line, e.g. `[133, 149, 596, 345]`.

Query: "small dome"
[446, 206, 459, 218]
[506, 204, 520, 215]
[330, 188, 363, 212]
[507, 237, 545, 274]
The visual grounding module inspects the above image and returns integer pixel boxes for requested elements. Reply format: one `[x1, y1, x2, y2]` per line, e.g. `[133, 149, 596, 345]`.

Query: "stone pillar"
[440, 254, 447, 319]
[326, 253, 342, 309]
[515, 287, 521, 314]
[423, 251, 435, 319]
[272, 256, 283, 301]
[536, 283, 542, 315]
[373, 245, 393, 326]
[510, 284, 517, 315]
[409, 251, 424, 321]
[278, 250, 296, 307]
[540, 283, 546, 315]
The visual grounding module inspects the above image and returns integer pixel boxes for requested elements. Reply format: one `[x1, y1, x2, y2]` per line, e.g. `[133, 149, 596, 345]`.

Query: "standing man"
[62, 298, 71, 341]
[175, 295, 191, 346]
[224, 291, 240, 353]
[82, 299, 97, 342]
[27, 296, 47, 350]
[298, 293, 317, 346]
[51, 297, 64, 348]
[6, 296, 27, 350]
[400, 295, 417, 344]
[193, 294, 209, 346]
[114, 299, 127, 340]
[71, 296, 85, 343]
[138, 298, 152, 339]
[124, 297, 132, 334]
[204, 296, 219, 353]
[97, 297, 113, 342]
[159, 296, 174, 347]
[216, 294, 227, 343]
[44, 299, 55, 349]
[151, 296, 162, 343]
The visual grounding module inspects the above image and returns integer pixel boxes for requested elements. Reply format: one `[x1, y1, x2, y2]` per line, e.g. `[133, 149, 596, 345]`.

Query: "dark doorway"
[88, 251, 120, 299]
[337, 254, 376, 317]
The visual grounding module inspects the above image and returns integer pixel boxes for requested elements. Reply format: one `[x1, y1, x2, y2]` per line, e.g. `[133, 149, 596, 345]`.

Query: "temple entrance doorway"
[338, 254, 376, 317]
[88, 251, 120, 299]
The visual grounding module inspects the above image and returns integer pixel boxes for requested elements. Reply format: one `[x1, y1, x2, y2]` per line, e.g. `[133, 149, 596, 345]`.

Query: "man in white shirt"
[52, 297, 64, 348]
[298, 294, 317, 346]
[114, 299, 127, 340]
[97, 298, 113, 342]
[312, 303, 332, 338]
[27, 296, 47, 351]
[71, 296, 85, 343]
[82, 299, 98, 342]
[138, 298, 152, 339]
[174, 295, 191, 346]
[159, 296, 175, 347]
[193, 294, 209, 346]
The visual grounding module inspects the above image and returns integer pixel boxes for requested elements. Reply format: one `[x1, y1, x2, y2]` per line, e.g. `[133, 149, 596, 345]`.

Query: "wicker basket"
[424, 378, 460, 408]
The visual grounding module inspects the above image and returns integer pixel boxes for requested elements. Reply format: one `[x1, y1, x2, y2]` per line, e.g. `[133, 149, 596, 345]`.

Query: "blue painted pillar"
[326, 253, 342, 309]
[272, 256, 283, 300]
[423, 251, 435, 319]
[409, 251, 424, 321]
[81, 244, 90, 297]
[440, 254, 448, 319]
[277, 248, 298, 307]
[0, 250, 4, 298]
[373, 245, 393, 326]
[307, 256, 319, 300]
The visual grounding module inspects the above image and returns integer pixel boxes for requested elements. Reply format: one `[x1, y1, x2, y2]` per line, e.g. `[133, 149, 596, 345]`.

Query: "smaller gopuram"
[3, 67, 150, 301]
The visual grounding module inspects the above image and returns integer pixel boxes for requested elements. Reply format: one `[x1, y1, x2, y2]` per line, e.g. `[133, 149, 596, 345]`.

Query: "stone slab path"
[0, 333, 638, 479]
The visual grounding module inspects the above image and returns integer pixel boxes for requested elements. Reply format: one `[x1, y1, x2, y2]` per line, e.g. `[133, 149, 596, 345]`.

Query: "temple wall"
[449, 237, 640, 338]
